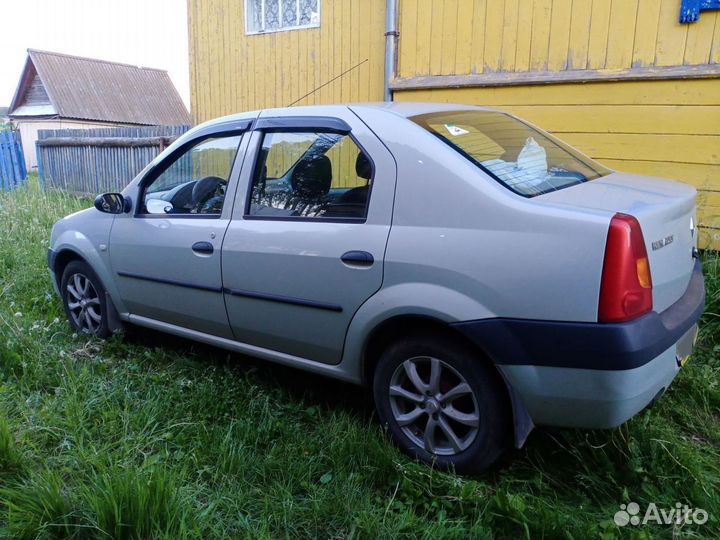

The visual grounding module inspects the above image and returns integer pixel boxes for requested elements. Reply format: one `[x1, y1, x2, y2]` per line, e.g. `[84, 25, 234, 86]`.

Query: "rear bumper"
[453, 260, 704, 428]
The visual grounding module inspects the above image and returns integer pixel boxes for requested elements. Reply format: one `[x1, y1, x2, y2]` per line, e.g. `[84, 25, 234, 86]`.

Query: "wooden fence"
[37, 125, 190, 194]
[0, 129, 27, 191]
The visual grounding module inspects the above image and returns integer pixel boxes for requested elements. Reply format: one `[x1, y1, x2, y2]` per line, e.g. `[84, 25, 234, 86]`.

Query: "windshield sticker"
[444, 124, 469, 136]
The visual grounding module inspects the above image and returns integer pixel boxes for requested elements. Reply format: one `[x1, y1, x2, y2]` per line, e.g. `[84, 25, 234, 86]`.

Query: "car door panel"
[109, 131, 249, 338]
[222, 111, 397, 364]
[110, 217, 231, 337]
[222, 221, 391, 362]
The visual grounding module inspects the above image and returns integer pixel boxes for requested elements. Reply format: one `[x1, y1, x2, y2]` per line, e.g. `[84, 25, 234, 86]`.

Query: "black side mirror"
[94, 193, 131, 214]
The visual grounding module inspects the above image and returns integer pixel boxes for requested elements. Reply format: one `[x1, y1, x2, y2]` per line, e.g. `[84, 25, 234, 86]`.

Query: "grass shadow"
[121, 324, 375, 419]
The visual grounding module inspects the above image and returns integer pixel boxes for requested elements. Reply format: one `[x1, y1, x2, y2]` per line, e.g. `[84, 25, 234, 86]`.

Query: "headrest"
[291, 155, 332, 198]
[355, 152, 372, 180]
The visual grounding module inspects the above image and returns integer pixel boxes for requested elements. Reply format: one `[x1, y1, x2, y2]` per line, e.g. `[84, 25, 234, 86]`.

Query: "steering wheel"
[192, 176, 226, 213]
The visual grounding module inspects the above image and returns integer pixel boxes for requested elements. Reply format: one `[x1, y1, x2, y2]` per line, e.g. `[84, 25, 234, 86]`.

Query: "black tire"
[373, 335, 511, 474]
[60, 260, 112, 338]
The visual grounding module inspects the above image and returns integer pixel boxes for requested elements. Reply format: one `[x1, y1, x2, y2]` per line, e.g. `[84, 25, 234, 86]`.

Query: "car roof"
[350, 102, 496, 118]
[202, 102, 497, 127]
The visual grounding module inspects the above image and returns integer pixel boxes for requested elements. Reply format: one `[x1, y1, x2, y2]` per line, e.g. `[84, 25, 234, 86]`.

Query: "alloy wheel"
[66, 273, 102, 334]
[388, 356, 480, 456]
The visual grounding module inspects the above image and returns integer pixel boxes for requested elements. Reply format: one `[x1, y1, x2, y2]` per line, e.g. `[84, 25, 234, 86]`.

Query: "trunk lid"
[539, 173, 697, 313]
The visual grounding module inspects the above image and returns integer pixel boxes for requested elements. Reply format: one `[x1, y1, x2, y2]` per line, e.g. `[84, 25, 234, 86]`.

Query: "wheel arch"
[51, 239, 125, 332]
[51, 248, 86, 285]
[360, 314, 534, 449]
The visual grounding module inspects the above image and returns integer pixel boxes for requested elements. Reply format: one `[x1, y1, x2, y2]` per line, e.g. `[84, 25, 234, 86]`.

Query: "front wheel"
[373, 335, 511, 473]
[60, 260, 112, 338]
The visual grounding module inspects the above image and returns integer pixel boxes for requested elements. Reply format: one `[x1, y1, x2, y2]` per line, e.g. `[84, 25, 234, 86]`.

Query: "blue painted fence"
[37, 125, 190, 194]
[0, 129, 27, 191]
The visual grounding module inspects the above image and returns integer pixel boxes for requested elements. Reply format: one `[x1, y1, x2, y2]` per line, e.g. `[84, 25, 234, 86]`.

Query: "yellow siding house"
[188, 0, 720, 246]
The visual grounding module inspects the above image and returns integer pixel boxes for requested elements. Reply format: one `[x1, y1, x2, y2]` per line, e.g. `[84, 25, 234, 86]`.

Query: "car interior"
[141, 131, 372, 219]
[249, 134, 372, 219]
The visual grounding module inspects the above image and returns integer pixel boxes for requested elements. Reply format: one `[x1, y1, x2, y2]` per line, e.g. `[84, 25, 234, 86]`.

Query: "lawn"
[0, 179, 718, 539]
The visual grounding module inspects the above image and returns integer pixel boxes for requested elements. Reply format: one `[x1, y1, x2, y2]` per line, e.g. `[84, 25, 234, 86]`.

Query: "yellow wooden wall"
[394, 80, 720, 247]
[188, 0, 720, 245]
[394, 0, 720, 247]
[188, 0, 386, 124]
[397, 0, 720, 76]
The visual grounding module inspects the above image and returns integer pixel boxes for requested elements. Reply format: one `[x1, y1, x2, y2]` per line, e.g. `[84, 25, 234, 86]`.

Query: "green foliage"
[0, 416, 22, 472]
[83, 465, 194, 540]
[0, 183, 718, 539]
[1, 470, 76, 540]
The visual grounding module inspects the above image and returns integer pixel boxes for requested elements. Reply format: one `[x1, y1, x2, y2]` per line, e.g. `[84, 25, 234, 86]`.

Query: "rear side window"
[411, 111, 609, 197]
[246, 131, 372, 219]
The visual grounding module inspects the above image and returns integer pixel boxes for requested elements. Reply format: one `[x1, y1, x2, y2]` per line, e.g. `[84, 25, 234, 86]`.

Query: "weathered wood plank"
[37, 137, 179, 148]
[499, 0, 519, 71]
[547, 0, 572, 71]
[599, 159, 720, 189]
[587, 0, 612, 69]
[683, 10, 717, 65]
[455, 0, 475, 74]
[441, 0, 459, 75]
[632, 0, 662, 67]
[655, 0, 689, 67]
[429, 0, 445, 75]
[483, 0, 504, 71]
[0, 130, 27, 190]
[500, 104, 720, 135]
[390, 63, 720, 90]
[567, 0, 592, 70]
[560, 132, 719, 165]
[398, 0, 418, 77]
[529, 0, 552, 71]
[606, 0, 638, 69]
[414, 0, 433, 77]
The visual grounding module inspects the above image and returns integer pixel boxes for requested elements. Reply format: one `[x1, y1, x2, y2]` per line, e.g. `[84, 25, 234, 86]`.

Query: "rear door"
[222, 110, 396, 364]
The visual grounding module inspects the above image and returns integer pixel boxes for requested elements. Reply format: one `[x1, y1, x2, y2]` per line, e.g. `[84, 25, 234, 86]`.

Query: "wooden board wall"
[188, 0, 386, 124]
[395, 79, 720, 248]
[397, 0, 720, 78]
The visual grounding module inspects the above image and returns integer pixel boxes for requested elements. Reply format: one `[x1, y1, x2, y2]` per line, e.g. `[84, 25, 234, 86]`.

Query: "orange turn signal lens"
[636, 257, 652, 289]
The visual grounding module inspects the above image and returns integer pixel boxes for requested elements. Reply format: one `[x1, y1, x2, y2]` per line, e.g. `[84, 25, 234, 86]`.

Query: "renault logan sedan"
[48, 103, 704, 472]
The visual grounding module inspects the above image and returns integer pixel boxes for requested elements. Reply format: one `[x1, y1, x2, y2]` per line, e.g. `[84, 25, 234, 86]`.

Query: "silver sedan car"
[48, 103, 704, 472]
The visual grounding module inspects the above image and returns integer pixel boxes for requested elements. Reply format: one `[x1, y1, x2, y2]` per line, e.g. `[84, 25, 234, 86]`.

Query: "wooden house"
[8, 49, 191, 169]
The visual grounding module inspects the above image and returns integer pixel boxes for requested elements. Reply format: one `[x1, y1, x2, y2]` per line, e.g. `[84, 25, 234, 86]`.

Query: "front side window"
[141, 135, 242, 216]
[246, 0, 320, 34]
[247, 131, 372, 219]
[411, 111, 609, 197]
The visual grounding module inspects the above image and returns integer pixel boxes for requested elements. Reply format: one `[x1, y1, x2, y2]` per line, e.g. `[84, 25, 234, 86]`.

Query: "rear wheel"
[60, 260, 112, 338]
[373, 335, 510, 473]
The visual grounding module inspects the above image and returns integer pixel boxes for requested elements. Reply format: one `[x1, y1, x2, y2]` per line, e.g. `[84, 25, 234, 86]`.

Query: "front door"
[222, 111, 396, 364]
[110, 131, 246, 338]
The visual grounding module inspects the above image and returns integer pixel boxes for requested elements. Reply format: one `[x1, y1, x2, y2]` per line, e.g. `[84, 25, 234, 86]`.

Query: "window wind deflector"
[255, 116, 351, 134]
[191, 119, 254, 140]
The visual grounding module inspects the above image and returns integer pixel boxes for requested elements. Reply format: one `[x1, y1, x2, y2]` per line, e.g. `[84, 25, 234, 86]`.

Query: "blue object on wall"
[680, 0, 720, 23]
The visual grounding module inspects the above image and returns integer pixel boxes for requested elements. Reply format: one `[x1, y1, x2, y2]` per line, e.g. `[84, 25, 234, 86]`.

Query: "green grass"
[0, 178, 718, 539]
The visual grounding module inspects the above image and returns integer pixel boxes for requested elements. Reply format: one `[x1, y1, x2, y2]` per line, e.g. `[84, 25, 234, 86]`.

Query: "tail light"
[598, 213, 653, 322]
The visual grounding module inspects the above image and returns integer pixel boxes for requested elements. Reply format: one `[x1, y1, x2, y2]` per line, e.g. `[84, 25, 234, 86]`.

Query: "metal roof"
[9, 49, 190, 125]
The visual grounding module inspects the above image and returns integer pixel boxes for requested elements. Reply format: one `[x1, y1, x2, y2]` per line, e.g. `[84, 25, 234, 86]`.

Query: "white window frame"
[245, 0, 321, 35]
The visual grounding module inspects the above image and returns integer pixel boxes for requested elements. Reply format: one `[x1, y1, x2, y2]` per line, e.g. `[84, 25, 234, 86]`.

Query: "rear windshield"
[411, 110, 609, 197]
